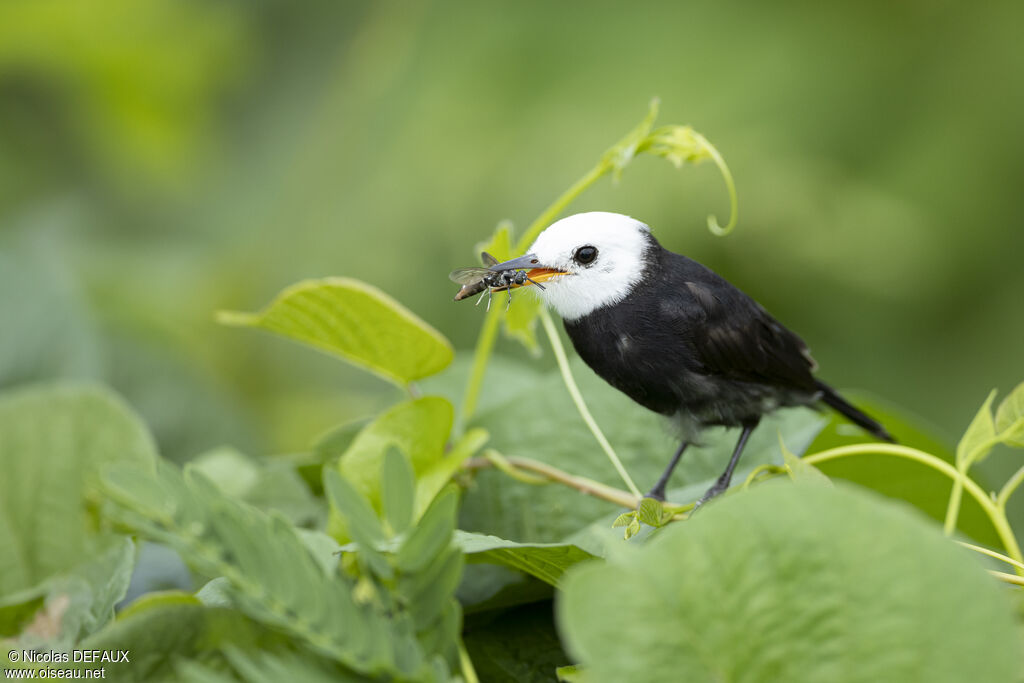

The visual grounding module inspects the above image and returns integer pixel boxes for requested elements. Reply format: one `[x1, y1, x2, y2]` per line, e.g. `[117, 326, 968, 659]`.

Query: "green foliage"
[103, 460, 459, 681]
[190, 447, 321, 526]
[0, 384, 156, 596]
[78, 592, 297, 682]
[453, 532, 595, 587]
[558, 482, 1019, 683]
[327, 396, 486, 540]
[218, 277, 454, 388]
[995, 382, 1024, 447]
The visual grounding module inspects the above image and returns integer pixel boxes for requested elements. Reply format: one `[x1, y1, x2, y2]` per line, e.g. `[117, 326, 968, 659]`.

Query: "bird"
[489, 211, 894, 507]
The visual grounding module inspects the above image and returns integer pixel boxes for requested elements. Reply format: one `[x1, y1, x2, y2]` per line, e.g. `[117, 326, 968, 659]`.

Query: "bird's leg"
[645, 441, 689, 501]
[525, 276, 546, 290]
[695, 419, 759, 508]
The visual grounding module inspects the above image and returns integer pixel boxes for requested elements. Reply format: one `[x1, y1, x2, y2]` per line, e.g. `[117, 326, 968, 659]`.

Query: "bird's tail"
[815, 380, 895, 443]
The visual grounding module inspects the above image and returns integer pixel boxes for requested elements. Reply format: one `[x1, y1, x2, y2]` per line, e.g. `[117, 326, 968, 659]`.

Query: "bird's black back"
[563, 235, 820, 434]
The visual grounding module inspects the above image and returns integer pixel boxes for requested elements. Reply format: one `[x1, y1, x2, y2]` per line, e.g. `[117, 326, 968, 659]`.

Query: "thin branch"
[464, 454, 640, 509]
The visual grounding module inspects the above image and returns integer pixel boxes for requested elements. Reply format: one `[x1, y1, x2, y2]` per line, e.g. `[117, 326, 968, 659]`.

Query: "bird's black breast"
[563, 245, 819, 431]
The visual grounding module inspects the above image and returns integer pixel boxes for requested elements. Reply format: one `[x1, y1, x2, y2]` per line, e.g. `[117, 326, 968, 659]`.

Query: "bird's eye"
[573, 245, 598, 266]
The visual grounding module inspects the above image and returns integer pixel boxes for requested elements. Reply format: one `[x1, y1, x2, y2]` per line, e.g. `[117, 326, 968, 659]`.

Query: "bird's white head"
[496, 212, 654, 321]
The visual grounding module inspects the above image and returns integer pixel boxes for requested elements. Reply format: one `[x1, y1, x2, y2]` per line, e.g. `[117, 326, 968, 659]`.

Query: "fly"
[449, 252, 546, 311]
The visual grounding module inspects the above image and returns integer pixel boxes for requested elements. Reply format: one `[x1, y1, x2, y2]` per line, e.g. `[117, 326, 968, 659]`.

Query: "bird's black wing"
[668, 260, 818, 392]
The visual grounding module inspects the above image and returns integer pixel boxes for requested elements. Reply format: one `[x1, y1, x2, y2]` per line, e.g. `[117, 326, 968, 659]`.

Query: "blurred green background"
[1, 0, 1021, 463]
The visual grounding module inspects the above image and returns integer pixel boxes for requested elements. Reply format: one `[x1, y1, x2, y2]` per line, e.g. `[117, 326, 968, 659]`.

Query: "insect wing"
[449, 266, 494, 285]
[480, 251, 499, 267]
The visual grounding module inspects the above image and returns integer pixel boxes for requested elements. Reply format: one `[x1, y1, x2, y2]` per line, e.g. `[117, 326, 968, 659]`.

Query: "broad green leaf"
[957, 389, 997, 466]
[217, 277, 453, 387]
[381, 448, 415, 535]
[454, 531, 596, 587]
[460, 355, 827, 544]
[80, 593, 295, 682]
[177, 647, 366, 683]
[339, 397, 453, 512]
[463, 602, 571, 683]
[0, 383, 156, 596]
[995, 381, 1024, 447]
[558, 482, 1018, 683]
[339, 531, 594, 589]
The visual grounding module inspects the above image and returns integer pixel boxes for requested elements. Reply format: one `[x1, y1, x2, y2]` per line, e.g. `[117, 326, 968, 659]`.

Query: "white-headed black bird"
[488, 212, 893, 506]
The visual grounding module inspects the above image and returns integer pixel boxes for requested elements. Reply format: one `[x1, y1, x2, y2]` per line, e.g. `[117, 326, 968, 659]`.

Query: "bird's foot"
[644, 484, 667, 502]
[692, 477, 730, 512]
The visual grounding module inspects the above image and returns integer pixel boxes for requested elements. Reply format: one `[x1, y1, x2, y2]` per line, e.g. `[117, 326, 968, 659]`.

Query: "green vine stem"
[944, 431, 1001, 536]
[997, 464, 1024, 509]
[539, 307, 642, 497]
[803, 444, 1024, 570]
[693, 131, 738, 236]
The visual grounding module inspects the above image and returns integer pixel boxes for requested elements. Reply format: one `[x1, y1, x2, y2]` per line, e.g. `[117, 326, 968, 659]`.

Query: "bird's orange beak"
[518, 268, 566, 286]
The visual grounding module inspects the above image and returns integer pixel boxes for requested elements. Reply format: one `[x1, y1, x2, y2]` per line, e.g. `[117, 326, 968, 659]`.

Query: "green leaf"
[80, 593, 295, 682]
[781, 438, 831, 486]
[324, 468, 386, 544]
[995, 381, 1024, 447]
[396, 487, 459, 574]
[1, 538, 135, 649]
[323, 468, 391, 579]
[338, 396, 453, 515]
[454, 532, 596, 587]
[957, 389, 998, 466]
[178, 647, 366, 683]
[0, 383, 156, 597]
[381, 447, 416, 535]
[558, 482, 1018, 683]
[635, 498, 672, 527]
[217, 277, 453, 387]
